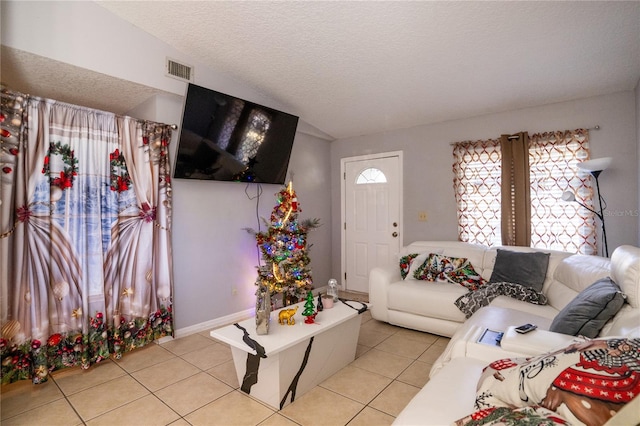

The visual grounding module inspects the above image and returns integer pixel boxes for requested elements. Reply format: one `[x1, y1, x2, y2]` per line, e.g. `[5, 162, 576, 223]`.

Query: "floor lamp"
[561, 157, 611, 257]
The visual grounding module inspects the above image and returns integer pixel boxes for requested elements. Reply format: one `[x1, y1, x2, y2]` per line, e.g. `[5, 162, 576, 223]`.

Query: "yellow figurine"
[278, 306, 298, 325]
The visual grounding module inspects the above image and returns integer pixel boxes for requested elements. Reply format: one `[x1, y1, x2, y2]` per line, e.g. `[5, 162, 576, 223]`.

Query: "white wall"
[331, 91, 639, 278]
[3, 1, 333, 331]
[636, 79, 640, 244]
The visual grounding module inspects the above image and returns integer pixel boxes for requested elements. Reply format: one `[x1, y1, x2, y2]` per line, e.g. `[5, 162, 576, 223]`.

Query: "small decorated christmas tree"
[247, 182, 320, 306]
[302, 291, 316, 324]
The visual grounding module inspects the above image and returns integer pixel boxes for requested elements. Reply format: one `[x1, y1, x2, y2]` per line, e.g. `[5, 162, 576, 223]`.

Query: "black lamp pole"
[590, 170, 609, 258]
[572, 170, 608, 257]
[564, 157, 611, 258]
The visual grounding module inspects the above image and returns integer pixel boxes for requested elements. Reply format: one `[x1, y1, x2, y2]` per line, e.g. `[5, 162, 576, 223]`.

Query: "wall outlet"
[418, 211, 428, 222]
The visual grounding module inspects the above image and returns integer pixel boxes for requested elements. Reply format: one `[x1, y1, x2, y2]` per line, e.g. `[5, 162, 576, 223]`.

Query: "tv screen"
[173, 83, 299, 184]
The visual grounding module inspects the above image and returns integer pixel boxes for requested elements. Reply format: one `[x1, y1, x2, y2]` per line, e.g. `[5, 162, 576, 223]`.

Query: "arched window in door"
[356, 167, 387, 184]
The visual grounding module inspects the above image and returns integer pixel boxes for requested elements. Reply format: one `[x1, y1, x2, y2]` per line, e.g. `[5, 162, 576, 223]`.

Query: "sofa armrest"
[369, 265, 401, 323]
[500, 326, 583, 355]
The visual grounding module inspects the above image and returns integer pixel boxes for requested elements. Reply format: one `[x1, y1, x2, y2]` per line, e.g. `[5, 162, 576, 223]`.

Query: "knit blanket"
[454, 282, 548, 319]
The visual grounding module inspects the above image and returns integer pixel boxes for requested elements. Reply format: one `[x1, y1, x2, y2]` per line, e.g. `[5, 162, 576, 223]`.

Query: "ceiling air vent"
[166, 58, 193, 82]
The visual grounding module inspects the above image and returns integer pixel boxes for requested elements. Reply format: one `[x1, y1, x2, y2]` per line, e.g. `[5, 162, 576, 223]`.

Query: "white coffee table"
[210, 299, 367, 410]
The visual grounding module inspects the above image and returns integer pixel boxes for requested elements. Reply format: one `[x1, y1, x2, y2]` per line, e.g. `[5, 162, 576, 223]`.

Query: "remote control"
[515, 323, 537, 334]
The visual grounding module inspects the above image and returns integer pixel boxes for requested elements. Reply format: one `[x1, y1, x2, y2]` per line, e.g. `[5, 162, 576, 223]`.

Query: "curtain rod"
[450, 125, 600, 146]
[138, 118, 178, 130]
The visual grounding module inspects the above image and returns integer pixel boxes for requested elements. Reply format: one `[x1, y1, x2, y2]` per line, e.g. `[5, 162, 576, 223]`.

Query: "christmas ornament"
[52, 281, 70, 300]
[1, 320, 21, 340]
[47, 333, 62, 346]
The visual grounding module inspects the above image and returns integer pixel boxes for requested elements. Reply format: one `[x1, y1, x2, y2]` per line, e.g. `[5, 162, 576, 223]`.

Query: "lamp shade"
[577, 157, 612, 173]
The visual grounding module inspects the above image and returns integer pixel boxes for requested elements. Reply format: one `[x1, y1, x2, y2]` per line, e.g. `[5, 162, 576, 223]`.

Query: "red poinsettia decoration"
[116, 176, 128, 192]
[52, 171, 73, 189]
[17, 205, 32, 223]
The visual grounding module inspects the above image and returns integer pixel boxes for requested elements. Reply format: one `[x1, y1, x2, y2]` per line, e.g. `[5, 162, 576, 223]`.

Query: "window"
[452, 139, 502, 247]
[452, 129, 597, 254]
[356, 167, 387, 184]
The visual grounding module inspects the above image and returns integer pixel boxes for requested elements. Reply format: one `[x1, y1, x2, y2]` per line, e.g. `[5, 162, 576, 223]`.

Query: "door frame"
[340, 151, 404, 290]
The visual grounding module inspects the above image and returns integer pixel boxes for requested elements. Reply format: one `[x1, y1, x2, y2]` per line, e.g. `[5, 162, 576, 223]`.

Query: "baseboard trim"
[157, 307, 255, 343]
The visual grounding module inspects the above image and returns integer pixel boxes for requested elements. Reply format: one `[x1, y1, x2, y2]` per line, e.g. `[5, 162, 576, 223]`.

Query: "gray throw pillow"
[549, 277, 626, 338]
[489, 249, 550, 292]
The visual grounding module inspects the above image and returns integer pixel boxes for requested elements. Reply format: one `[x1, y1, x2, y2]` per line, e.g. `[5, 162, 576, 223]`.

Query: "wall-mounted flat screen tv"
[173, 83, 299, 184]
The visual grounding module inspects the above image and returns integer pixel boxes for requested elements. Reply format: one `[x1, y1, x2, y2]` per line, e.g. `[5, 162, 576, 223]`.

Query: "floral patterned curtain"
[528, 129, 596, 254]
[0, 87, 174, 384]
[452, 129, 594, 254]
[452, 138, 502, 247]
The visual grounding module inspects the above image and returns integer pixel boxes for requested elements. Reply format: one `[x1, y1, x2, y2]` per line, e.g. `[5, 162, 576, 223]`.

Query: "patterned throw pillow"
[444, 263, 486, 290]
[473, 338, 640, 426]
[413, 253, 468, 281]
[399, 253, 419, 279]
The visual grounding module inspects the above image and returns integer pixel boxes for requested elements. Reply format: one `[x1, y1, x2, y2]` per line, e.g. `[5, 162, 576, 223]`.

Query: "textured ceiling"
[1, 45, 173, 116]
[5, 1, 640, 141]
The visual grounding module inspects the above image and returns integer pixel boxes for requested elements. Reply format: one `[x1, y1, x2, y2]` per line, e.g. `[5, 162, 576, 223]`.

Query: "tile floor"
[1, 309, 449, 426]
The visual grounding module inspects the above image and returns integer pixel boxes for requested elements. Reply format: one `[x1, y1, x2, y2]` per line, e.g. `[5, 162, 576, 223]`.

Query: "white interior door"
[342, 153, 402, 293]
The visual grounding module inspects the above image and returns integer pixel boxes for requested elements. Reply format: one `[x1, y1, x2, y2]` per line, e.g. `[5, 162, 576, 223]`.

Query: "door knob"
[392, 232, 398, 237]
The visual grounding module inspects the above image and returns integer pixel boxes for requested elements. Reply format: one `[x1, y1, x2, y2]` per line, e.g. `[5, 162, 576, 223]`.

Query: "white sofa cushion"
[553, 254, 612, 293]
[388, 280, 467, 322]
[611, 245, 640, 308]
[487, 295, 558, 319]
[549, 253, 611, 310]
[601, 304, 640, 337]
[393, 357, 488, 425]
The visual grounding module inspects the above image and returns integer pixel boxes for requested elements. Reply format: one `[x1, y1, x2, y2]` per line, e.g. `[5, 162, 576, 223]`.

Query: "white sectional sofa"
[370, 241, 639, 339]
[368, 241, 640, 425]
